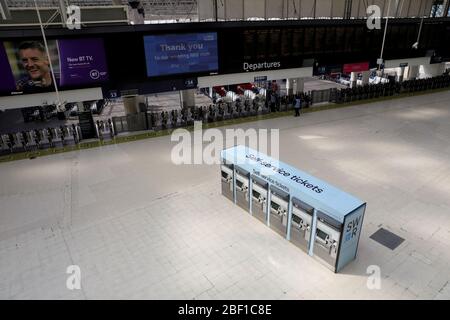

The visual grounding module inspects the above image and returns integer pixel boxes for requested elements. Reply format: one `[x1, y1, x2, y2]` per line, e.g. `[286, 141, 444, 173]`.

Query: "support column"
[398, 67, 406, 82]
[180, 89, 196, 109]
[286, 78, 294, 96]
[407, 65, 419, 80]
[294, 78, 305, 94]
[122, 95, 139, 115]
[350, 72, 358, 88]
[77, 101, 96, 140]
[77, 101, 86, 112]
[361, 71, 370, 85]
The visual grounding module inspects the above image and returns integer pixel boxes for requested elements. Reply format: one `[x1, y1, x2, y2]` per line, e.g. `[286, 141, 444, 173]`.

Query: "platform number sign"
[184, 78, 197, 89]
[109, 90, 118, 99]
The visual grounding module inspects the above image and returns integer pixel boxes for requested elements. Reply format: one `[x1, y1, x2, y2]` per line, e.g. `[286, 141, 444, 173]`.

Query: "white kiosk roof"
[221, 145, 365, 223]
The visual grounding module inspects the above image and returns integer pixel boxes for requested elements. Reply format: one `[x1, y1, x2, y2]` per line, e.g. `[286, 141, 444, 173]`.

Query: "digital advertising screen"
[0, 37, 109, 95]
[57, 38, 109, 86]
[143, 32, 218, 77]
[0, 42, 17, 93]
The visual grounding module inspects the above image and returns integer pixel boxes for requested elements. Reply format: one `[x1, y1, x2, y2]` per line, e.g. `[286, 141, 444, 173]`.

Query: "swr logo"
[346, 216, 361, 241]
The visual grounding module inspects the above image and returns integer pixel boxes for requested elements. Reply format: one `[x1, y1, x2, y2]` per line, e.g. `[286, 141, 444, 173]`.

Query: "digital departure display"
[143, 33, 218, 77]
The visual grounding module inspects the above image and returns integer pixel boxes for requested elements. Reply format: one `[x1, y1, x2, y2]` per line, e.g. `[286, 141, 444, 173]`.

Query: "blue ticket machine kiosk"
[220, 145, 366, 273]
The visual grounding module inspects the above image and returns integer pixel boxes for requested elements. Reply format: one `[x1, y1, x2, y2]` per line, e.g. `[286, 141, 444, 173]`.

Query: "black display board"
[1, 18, 449, 98]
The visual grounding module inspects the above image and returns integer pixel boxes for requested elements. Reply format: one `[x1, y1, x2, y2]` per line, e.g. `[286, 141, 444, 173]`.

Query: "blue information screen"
[144, 33, 218, 77]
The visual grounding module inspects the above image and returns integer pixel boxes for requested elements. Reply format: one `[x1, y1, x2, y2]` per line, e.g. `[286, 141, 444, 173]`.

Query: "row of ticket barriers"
[221, 164, 341, 269]
[336, 74, 450, 103]
[0, 125, 81, 153]
[0, 119, 116, 154]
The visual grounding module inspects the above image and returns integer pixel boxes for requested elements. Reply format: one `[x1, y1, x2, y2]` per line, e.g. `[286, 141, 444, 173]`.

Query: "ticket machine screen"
[271, 202, 280, 211]
[292, 214, 302, 225]
[317, 229, 328, 241]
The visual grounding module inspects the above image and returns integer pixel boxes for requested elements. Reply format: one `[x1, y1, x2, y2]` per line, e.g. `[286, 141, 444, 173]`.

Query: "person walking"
[294, 95, 302, 117]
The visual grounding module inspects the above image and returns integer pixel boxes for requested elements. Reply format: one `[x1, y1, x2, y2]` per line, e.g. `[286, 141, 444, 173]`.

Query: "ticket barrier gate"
[221, 165, 233, 201]
[250, 177, 268, 224]
[313, 213, 341, 269]
[290, 198, 313, 253]
[269, 187, 289, 237]
[235, 168, 249, 211]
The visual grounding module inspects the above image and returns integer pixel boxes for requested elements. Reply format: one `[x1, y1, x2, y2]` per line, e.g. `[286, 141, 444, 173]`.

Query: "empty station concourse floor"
[0, 90, 450, 299]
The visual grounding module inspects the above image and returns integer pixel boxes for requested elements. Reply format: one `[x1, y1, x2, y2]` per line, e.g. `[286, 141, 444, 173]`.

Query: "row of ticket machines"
[221, 164, 342, 270]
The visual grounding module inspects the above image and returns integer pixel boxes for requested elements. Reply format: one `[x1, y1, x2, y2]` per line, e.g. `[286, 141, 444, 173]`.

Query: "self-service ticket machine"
[251, 176, 268, 224]
[290, 198, 313, 253]
[220, 146, 366, 273]
[235, 167, 250, 211]
[313, 213, 341, 268]
[221, 164, 233, 201]
[269, 187, 289, 237]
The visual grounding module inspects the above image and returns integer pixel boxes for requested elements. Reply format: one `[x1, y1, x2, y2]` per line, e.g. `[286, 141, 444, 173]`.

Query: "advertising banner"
[342, 62, 370, 74]
[0, 42, 16, 92]
[1, 38, 109, 96]
[58, 38, 109, 86]
[3, 39, 60, 94]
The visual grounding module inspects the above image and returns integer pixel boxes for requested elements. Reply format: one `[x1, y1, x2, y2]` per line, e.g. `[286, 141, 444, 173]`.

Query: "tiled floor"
[1, 90, 450, 299]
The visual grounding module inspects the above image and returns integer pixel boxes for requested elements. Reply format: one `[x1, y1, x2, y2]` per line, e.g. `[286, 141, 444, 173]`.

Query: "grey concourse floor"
[0, 90, 450, 299]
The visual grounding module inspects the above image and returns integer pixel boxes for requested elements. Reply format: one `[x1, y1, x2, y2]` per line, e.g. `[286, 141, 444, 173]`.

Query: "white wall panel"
[244, 0, 265, 19]
[198, 67, 313, 87]
[216, 0, 226, 20]
[384, 57, 430, 68]
[287, 0, 301, 19]
[225, 0, 244, 20]
[398, 0, 410, 17]
[422, 0, 433, 16]
[351, 0, 364, 18]
[266, 0, 283, 18]
[332, 0, 346, 18]
[408, 0, 423, 17]
[0, 88, 103, 110]
[300, 0, 316, 17]
[197, 0, 214, 21]
[315, 0, 332, 18]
